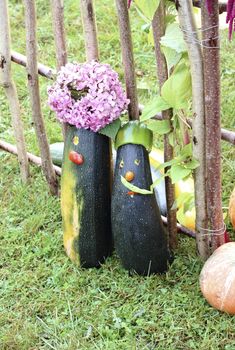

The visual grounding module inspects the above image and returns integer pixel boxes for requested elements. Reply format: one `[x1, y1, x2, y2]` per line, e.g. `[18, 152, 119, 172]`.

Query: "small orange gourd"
[200, 242, 235, 314]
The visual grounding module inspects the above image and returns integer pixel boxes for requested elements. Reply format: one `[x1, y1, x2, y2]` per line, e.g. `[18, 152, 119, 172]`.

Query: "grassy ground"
[0, 1, 235, 349]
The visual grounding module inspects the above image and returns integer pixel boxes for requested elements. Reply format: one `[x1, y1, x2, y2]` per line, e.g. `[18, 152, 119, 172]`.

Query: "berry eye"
[73, 136, 79, 145]
[119, 159, 124, 168]
[134, 159, 140, 166]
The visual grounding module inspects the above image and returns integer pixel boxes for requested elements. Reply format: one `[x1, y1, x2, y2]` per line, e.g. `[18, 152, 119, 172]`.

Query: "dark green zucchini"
[61, 125, 113, 267]
[111, 121, 172, 275]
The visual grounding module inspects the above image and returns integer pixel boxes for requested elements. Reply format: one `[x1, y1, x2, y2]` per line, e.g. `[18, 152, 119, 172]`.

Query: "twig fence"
[0, 0, 234, 258]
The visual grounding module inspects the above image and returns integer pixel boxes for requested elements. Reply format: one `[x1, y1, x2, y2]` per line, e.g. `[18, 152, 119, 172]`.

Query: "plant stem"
[177, 0, 209, 259]
[50, 0, 68, 137]
[201, 0, 225, 251]
[0, 0, 30, 183]
[80, 0, 99, 61]
[152, 1, 177, 250]
[24, 0, 58, 195]
[115, 0, 139, 120]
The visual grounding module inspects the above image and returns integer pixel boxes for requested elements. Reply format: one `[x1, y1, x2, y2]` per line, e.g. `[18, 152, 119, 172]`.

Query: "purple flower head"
[226, 0, 235, 40]
[48, 61, 129, 132]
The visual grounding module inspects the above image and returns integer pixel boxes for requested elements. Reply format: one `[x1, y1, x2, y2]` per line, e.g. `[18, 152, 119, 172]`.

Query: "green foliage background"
[0, 1, 235, 349]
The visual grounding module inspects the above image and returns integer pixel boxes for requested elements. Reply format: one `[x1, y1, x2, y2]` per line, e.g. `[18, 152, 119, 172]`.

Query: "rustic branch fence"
[0, 0, 234, 258]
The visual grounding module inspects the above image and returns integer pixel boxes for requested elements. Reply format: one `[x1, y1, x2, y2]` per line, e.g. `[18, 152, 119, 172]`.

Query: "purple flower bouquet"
[48, 60, 129, 132]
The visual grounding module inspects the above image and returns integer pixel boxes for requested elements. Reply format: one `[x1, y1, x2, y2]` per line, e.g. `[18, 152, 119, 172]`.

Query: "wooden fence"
[0, 0, 234, 258]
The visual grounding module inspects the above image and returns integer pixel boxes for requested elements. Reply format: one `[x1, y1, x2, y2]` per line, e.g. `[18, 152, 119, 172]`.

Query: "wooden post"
[50, 0, 67, 70]
[152, 1, 177, 250]
[115, 0, 139, 120]
[177, 1, 209, 259]
[0, 0, 30, 183]
[80, 0, 99, 61]
[50, 0, 67, 137]
[24, 0, 58, 195]
[201, 0, 225, 251]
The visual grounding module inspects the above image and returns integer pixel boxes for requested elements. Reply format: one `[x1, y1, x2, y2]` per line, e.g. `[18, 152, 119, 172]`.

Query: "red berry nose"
[124, 171, 135, 182]
[69, 151, 84, 165]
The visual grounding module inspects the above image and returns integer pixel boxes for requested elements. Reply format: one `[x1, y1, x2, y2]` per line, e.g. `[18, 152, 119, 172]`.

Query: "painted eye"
[134, 159, 140, 166]
[119, 159, 124, 168]
[73, 136, 79, 145]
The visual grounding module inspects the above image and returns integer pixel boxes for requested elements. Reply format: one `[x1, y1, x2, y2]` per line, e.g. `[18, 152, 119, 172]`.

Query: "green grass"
[0, 1, 235, 349]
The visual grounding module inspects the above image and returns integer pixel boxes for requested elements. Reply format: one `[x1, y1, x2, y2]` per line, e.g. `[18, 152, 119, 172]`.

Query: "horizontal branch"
[11, 51, 55, 79]
[171, 1, 227, 14]
[161, 215, 196, 239]
[11, 51, 234, 145]
[153, 114, 235, 145]
[0, 139, 61, 176]
[1, 138, 196, 238]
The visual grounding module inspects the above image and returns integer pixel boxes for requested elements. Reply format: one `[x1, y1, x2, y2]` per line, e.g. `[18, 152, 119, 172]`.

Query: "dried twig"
[0, 139, 196, 239]
[11, 50, 55, 79]
[152, 1, 177, 250]
[24, 0, 58, 195]
[177, 0, 209, 259]
[80, 0, 99, 61]
[201, 0, 225, 251]
[0, 140, 61, 176]
[115, 0, 139, 120]
[50, 0, 67, 137]
[0, 0, 30, 183]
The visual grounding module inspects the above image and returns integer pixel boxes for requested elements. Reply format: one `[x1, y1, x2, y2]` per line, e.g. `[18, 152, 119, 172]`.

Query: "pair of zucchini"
[61, 122, 172, 274]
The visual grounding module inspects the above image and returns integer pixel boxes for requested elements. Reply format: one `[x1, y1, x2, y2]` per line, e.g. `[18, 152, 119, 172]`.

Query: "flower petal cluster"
[226, 0, 235, 40]
[48, 61, 129, 132]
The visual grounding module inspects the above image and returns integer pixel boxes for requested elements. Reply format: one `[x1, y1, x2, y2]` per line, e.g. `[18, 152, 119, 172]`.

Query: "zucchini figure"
[111, 121, 173, 275]
[61, 125, 112, 267]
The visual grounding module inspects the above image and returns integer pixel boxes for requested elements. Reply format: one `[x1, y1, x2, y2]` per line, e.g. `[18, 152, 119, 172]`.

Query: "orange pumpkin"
[200, 242, 235, 314]
[229, 187, 235, 229]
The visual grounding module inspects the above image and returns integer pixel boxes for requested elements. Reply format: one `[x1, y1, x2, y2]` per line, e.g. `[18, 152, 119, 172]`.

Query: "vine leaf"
[99, 118, 121, 141]
[134, 0, 161, 21]
[160, 23, 187, 53]
[147, 120, 172, 135]
[140, 95, 171, 122]
[170, 164, 191, 184]
[161, 62, 192, 109]
[121, 176, 152, 194]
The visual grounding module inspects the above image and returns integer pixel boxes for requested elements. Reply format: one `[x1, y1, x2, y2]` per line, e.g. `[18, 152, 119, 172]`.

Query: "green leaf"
[160, 23, 187, 53]
[179, 143, 192, 158]
[172, 192, 194, 210]
[121, 176, 153, 195]
[99, 118, 121, 141]
[168, 132, 175, 147]
[161, 63, 192, 109]
[134, 0, 160, 21]
[170, 164, 191, 184]
[184, 159, 200, 170]
[150, 172, 168, 191]
[161, 46, 182, 73]
[140, 95, 171, 122]
[147, 120, 171, 135]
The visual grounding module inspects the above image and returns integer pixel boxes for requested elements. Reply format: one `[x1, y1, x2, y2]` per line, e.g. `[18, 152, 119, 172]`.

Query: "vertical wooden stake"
[115, 0, 139, 120]
[177, 1, 209, 259]
[24, 0, 58, 195]
[0, 0, 30, 183]
[50, 0, 68, 137]
[80, 0, 99, 61]
[152, 1, 177, 250]
[50, 0, 67, 70]
[201, 0, 225, 251]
